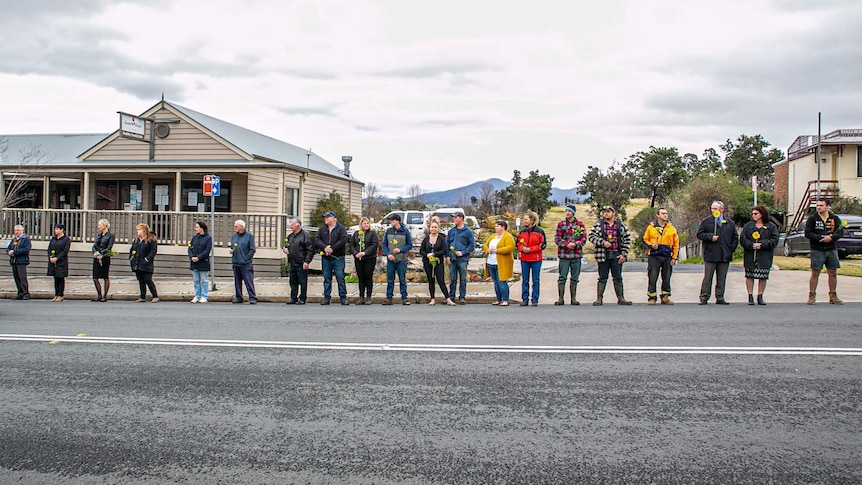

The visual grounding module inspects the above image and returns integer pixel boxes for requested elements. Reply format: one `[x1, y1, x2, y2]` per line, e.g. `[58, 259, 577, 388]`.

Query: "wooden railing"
[1, 208, 290, 249]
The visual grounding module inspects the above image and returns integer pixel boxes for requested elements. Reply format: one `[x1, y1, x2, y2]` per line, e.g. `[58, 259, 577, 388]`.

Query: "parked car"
[783, 214, 862, 258]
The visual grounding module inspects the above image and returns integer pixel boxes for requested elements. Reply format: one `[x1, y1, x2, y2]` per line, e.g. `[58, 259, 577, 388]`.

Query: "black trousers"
[135, 270, 158, 299]
[356, 258, 376, 299]
[646, 255, 673, 299]
[288, 263, 309, 302]
[424, 261, 448, 299]
[53, 277, 65, 297]
[11, 264, 29, 297]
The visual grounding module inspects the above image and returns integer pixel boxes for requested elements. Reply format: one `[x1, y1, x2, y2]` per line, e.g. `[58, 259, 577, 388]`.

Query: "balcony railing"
[1, 208, 290, 249]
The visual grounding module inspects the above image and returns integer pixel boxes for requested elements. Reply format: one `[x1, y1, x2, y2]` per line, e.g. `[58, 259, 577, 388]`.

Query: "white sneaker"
[190, 297, 199, 303]
[199, 298, 208, 303]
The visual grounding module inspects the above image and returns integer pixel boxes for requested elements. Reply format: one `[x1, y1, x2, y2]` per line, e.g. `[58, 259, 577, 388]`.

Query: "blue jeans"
[487, 264, 509, 303]
[521, 260, 542, 303]
[192, 269, 208, 299]
[557, 257, 581, 285]
[449, 259, 469, 300]
[386, 259, 408, 300]
[322, 256, 347, 301]
[597, 252, 623, 285]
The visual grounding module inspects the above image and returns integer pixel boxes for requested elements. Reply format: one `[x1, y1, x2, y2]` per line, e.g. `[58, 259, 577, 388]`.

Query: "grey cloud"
[375, 61, 498, 79]
[276, 105, 339, 117]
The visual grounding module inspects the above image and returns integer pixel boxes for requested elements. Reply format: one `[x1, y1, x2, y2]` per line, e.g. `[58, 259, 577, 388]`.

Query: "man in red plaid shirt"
[554, 205, 587, 305]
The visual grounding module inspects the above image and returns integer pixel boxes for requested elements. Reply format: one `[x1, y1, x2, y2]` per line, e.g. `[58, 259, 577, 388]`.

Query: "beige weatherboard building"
[775, 129, 862, 228]
[0, 99, 363, 277]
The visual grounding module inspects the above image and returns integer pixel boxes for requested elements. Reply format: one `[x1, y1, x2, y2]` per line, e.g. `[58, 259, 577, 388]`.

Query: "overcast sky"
[1, 0, 860, 198]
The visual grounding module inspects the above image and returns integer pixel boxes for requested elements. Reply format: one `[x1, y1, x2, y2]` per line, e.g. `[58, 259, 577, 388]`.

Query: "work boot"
[660, 295, 673, 305]
[807, 292, 816, 305]
[569, 284, 579, 305]
[555, 284, 566, 306]
[829, 292, 843, 305]
[614, 283, 632, 305]
[593, 282, 606, 306]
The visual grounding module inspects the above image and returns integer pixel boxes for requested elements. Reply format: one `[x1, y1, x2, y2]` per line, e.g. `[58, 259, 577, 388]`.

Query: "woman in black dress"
[740, 205, 780, 305]
[130, 223, 159, 303]
[47, 223, 71, 302]
[91, 218, 115, 302]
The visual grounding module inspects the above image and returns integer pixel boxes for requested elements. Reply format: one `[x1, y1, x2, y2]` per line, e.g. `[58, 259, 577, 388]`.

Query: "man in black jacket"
[314, 211, 349, 305]
[6, 224, 31, 300]
[804, 199, 845, 305]
[696, 200, 739, 305]
[283, 218, 314, 305]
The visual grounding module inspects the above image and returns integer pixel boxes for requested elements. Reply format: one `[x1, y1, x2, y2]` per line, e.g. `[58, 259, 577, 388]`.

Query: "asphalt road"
[1, 301, 861, 484]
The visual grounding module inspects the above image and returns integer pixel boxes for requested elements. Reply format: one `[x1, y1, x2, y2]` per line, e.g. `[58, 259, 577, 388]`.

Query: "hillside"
[416, 178, 586, 206]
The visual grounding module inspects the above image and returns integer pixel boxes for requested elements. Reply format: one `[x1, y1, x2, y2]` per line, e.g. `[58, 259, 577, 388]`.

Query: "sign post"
[204, 175, 221, 291]
[752, 175, 758, 207]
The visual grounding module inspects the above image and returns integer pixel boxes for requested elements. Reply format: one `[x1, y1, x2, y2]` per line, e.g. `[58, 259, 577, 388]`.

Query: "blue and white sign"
[211, 175, 220, 197]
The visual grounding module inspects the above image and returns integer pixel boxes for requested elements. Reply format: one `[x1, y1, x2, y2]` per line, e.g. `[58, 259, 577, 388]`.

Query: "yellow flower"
[752, 231, 760, 241]
[391, 239, 398, 245]
[358, 230, 364, 235]
[187, 243, 192, 248]
[842, 220, 849, 228]
[712, 210, 720, 218]
[284, 238, 289, 243]
[131, 250, 136, 254]
[233, 243, 238, 247]
[450, 245, 455, 250]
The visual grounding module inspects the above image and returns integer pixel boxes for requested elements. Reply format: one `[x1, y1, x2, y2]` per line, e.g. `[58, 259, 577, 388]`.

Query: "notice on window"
[188, 191, 199, 207]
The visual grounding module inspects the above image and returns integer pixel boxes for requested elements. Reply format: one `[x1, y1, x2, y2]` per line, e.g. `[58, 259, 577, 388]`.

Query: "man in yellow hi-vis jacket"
[642, 208, 680, 305]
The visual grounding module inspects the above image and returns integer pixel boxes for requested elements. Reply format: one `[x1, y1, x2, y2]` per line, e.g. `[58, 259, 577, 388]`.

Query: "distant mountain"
[414, 178, 586, 206]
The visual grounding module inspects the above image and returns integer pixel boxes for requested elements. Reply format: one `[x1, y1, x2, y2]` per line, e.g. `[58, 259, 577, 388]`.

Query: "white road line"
[1, 334, 861, 355]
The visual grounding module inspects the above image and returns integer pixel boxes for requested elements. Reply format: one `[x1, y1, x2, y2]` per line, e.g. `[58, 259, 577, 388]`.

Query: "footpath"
[2, 260, 860, 305]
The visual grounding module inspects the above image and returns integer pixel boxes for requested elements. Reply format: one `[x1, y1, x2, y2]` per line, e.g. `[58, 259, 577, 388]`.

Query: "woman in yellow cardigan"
[484, 219, 516, 306]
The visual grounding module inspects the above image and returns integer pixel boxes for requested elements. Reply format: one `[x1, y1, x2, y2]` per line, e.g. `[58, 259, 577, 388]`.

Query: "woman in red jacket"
[517, 211, 546, 306]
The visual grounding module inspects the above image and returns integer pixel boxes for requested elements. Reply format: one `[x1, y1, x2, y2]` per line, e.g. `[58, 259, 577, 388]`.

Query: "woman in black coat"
[419, 218, 452, 306]
[91, 218, 115, 302]
[740, 205, 780, 305]
[188, 221, 213, 303]
[47, 223, 72, 301]
[349, 217, 380, 305]
[130, 223, 159, 302]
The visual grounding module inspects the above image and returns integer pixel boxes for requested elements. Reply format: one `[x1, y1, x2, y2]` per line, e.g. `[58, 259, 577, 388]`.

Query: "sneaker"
[190, 297, 200, 303]
[249, 299, 258, 305]
[519, 301, 529, 306]
[199, 298, 208, 303]
[340, 299, 350, 305]
[402, 300, 411, 305]
[297, 300, 306, 305]
[382, 299, 393, 306]
[286, 300, 297, 305]
[232, 299, 243, 304]
[716, 300, 729, 305]
[320, 299, 330, 305]
[458, 298, 466, 305]
[531, 302, 538, 306]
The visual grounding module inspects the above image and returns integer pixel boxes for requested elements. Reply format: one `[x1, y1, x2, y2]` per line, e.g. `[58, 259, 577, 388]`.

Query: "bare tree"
[362, 181, 385, 220]
[1, 137, 47, 209]
[406, 184, 426, 208]
[478, 182, 495, 216]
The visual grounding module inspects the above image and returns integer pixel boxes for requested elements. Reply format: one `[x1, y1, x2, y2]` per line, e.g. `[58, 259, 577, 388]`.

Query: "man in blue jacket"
[446, 211, 475, 305]
[6, 224, 31, 300]
[229, 219, 257, 304]
[315, 211, 349, 305]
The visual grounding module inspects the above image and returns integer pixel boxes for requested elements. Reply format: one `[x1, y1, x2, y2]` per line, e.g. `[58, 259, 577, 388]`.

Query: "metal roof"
[169, 102, 357, 181]
[0, 133, 107, 167]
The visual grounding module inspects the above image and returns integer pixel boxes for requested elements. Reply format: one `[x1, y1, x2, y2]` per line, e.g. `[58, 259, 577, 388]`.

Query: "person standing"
[420, 219, 451, 306]
[805, 198, 845, 305]
[315, 211, 349, 305]
[517, 211, 546, 306]
[642, 208, 679, 305]
[740, 206, 779, 305]
[484, 219, 515, 307]
[554, 204, 586, 305]
[230, 219, 257, 304]
[6, 224, 31, 300]
[91, 219, 115, 302]
[446, 211, 476, 305]
[46, 223, 72, 302]
[696, 200, 739, 305]
[188, 221, 212, 303]
[588, 205, 632, 306]
[382, 213, 413, 305]
[130, 223, 159, 303]
[350, 217, 379, 305]
[284, 218, 314, 305]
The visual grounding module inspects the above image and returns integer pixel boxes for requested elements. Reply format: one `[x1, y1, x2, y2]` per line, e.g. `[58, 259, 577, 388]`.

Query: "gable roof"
[167, 102, 356, 181]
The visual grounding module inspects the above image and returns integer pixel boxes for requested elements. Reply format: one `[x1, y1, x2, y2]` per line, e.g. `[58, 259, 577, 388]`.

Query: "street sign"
[203, 175, 213, 196]
[203, 175, 220, 197]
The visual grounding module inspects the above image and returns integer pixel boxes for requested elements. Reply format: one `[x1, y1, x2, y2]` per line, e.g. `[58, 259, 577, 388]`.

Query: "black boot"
[748, 294, 754, 306]
[555, 284, 565, 305]
[614, 282, 632, 305]
[569, 283, 579, 305]
[757, 294, 766, 306]
[593, 282, 606, 306]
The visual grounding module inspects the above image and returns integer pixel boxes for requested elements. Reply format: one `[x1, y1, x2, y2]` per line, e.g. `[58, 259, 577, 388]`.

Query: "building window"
[181, 180, 231, 212]
[857, 145, 862, 177]
[284, 187, 298, 217]
[95, 180, 142, 211]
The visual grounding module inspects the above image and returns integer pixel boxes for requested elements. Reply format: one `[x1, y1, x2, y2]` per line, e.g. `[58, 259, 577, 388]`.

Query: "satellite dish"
[155, 123, 170, 138]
